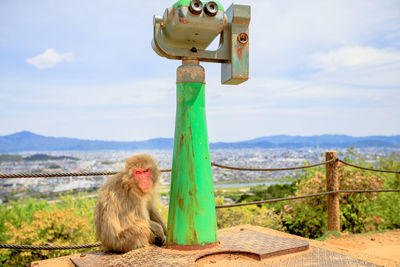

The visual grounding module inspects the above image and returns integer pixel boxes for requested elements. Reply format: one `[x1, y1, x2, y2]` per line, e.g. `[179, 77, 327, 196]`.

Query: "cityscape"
[0, 147, 395, 203]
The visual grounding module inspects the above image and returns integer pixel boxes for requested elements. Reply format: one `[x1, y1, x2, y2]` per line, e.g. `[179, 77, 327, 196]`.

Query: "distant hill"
[0, 131, 173, 152]
[0, 153, 78, 162]
[24, 154, 79, 161]
[0, 131, 399, 152]
[243, 135, 400, 148]
[0, 154, 24, 161]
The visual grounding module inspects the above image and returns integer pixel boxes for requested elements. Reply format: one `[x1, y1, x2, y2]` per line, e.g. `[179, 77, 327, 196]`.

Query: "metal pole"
[166, 59, 218, 249]
[326, 151, 340, 232]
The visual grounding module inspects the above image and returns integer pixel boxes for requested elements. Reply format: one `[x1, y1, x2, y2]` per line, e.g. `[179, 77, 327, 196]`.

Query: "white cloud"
[308, 46, 400, 87]
[26, 48, 73, 69]
[311, 46, 400, 72]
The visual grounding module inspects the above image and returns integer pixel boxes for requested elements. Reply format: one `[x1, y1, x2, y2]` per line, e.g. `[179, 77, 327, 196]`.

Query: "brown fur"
[94, 154, 167, 253]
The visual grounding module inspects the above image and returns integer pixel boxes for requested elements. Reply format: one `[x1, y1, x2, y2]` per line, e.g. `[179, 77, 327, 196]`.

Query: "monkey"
[94, 154, 167, 253]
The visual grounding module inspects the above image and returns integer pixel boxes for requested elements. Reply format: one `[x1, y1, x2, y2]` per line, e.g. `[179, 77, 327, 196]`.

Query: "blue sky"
[0, 0, 399, 142]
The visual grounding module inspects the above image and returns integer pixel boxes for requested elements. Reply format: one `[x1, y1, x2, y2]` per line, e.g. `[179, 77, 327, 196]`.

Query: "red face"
[133, 168, 152, 192]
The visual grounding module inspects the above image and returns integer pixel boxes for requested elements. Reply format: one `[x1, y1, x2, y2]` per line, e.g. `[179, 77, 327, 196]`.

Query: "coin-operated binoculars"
[152, 0, 250, 249]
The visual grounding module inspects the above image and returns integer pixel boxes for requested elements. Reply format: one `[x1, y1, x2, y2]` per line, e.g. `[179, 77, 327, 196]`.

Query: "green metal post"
[167, 59, 218, 249]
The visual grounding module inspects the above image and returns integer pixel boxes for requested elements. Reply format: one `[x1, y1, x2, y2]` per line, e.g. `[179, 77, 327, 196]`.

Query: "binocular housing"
[152, 0, 250, 85]
[156, 0, 225, 50]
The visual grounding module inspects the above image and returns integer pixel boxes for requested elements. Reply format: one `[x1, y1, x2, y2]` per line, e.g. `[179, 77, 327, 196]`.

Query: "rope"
[211, 159, 336, 172]
[0, 169, 171, 179]
[215, 189, 400, 208]
[216, 191, 333, 208]
[0, 172, 118, 178]
[0, 243, 101, 250]
[338, 189, 400, 194]
[338, 160, 400, 174]
[0, 159, 335, 178]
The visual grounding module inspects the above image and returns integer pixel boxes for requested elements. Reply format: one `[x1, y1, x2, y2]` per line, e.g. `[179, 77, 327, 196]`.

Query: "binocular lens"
[204, 1, 218, 16]
[189, 0, 203, 15]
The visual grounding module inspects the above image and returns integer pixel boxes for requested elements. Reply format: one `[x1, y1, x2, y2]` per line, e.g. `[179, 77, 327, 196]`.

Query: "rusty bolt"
[237, 33, 248, 44]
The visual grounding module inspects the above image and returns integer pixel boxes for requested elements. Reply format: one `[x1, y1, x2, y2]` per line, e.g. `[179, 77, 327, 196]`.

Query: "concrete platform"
[32, 225, 381, 267]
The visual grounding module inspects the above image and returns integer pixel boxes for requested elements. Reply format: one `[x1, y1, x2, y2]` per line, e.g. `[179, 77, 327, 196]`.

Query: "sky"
[0, 0, 399, 142]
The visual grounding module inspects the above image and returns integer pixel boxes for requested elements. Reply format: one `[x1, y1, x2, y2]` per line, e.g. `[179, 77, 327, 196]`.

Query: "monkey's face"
[133, 168, 152, 192]
[124, 154, 159, 194]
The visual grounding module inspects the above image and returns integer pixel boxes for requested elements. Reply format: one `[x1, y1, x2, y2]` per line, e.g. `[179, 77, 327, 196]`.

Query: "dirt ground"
[321, 229, 400, 266]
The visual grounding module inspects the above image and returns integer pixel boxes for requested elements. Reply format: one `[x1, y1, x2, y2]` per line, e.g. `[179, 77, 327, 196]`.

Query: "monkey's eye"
[143, 168, 150, 173]
[134, 170, 142, 175]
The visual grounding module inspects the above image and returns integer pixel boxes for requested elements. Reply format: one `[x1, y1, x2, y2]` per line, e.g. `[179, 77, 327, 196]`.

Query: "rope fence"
[0, 159, 400, 179]
[338, 159, 400, 174]
[215, 189, 400, 208]
[0, 169, 171, 179]
[1, 158, 399, 179]
[0, 153, 399, 250]
[0, 243, 101, 250]
[211, 159, 335, 171]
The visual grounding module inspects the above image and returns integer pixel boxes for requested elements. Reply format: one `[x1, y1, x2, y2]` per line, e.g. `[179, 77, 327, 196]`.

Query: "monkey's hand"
[149, 221, 166, 246]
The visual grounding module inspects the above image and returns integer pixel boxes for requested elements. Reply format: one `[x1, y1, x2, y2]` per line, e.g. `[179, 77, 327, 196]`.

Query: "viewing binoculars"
[152, 0, 251, 85]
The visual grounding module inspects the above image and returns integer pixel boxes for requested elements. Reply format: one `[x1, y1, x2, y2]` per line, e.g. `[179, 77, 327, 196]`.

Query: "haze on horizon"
[1, 0, 399, 142]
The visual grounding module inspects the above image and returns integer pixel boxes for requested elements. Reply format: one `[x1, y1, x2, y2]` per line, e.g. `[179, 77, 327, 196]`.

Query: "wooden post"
[326, 151, 340, 232]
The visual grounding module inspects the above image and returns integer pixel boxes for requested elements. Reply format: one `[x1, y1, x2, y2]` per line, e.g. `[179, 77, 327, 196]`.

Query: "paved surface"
[70, 227, 379, 267]
[262, 247, 378, 267]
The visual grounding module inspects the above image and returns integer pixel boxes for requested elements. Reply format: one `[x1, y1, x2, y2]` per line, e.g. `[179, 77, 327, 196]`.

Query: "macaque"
[94, 154, 167, 253]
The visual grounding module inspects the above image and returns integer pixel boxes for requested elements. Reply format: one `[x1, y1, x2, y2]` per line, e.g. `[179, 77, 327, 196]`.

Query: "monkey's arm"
[148, 202, 167, 235]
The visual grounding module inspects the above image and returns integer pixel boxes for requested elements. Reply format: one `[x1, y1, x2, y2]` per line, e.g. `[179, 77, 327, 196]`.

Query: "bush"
[279, 159, 386, 238]
[0, 194, 98, 266]
[0, 199, 50, 242]
[215, 198, 284, 231]
[237, 183, 295, 204]
[366, 152, 400, 231]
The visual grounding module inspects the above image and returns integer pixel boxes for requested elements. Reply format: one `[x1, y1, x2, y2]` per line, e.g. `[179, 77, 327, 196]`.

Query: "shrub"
[279, 162, 384, 238]
[0, 195, 98, 266]
[0, 199, 50, 242]
[237, 183, 295, 204]
[215, 198, 284, 231]
[366, 152, 400, 231]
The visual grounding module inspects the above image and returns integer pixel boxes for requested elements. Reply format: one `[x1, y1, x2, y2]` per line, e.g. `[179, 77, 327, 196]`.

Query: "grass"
[316, 230, 342, 241]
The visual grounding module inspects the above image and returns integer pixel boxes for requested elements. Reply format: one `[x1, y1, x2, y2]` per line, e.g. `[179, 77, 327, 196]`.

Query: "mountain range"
[0, 131, 399, 152]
